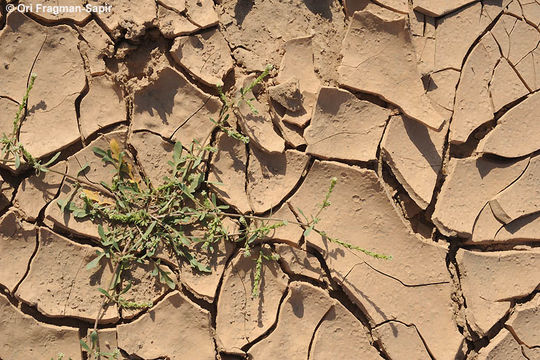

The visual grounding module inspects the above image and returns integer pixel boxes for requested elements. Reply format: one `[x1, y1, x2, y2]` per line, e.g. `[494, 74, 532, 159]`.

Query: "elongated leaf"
[42, 152, 61, 167]
[86, 251, 105, 270]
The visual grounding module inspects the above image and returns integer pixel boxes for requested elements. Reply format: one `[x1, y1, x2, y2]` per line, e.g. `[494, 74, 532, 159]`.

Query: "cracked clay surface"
[0, 0, 539, 359]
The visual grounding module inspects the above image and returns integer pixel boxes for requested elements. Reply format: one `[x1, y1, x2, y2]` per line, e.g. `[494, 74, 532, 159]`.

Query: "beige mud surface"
[0, 0, 539, 359]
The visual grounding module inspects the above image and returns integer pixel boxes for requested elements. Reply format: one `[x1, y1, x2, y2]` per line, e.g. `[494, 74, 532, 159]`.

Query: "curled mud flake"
[470, 203, 506, 243]
[0, 295, 81, 359]
[268, 79, 303, 113]
[495, 212, 540, 242]
[79, 75, 126, 141]
[117, 291, 215, 360]
[235, 77, 285, 154]
[158, 0, 187, 13]
[434, 2, 502, 72]
[208, 132, 251, 214]
[381, 115, 447, 209]
[489, 156, 540, 224]
[476, 328, 528, 360]
[479, 92, 540, 158]
[132, 66, 221, 145]
[305, 87, 390, 163]
[247, 147, 309, 214]
[0, 211, 36, 292]
[425, 69, 460, 111]
[158, 5, 199, 38]
[489, 58, 529, 113]
[275, 245, 324, 281]
[288, 160, 463, 359]
[15, 227, 119, 322]
[345, 0, 404, 19]
[78, 20, 115, 77]
[88, 0, 157, 40]
[217, 0, 346, 84]
[339, 11, 444, 129]
[456, 249, 540, 337]
[248, 282, 335, 360]
[432, 156, 529, 238]
[413, 0, 477, 17]
[184, 0, 219, 29]
[374, 321, 432, 359]
[451, 34, 500, 144]
[506, 293, 540, 348]
[171, 28, 234, 87]
[13, 161, 66, 221]
[128, 131, 175, 188]
[309, 301, 383, 360]
[216, 251, 288, 353]
[275, 36, 321, 128]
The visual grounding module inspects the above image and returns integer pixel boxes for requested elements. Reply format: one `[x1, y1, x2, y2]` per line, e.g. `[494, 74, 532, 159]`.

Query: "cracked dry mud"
[0, 0, 539, 359]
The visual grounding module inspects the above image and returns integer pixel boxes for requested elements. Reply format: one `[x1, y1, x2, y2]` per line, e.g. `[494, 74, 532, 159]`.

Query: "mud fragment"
[79, 75, 125, 140]
[413, 0, 477, 17]
[117, 291, 215, 359]
[158, 5, 198, 38]
[479, 92, 540, 158]
[216, 252, 288, 353]
[305, 87, 390, 162]
[381, 115, 447, 209]
[248, 282, 335, 360]
[128, 131, 174, 188]
[489, 156, 540, 224]
[208, 132, 251, 214]
[0, 294, 81, 360]
[451, 34, 499, 144]
[88, 0, 156, 39]
[374, 321, 432, 359]
[0, 211, 36, 292]
[506, 292, 540, 348]
[309, 301, 383, 360]
[276, 36, 321, 127]
[16, 227, 118, 322]
[235, 78, 285, 154]
[457, 249, 540, 336]
[120, 262, 172, 319]
[0, 13, 86, 159]
[247, 147, 309, 214]
[476, 328, 528, 360]
[275, 245, 324, 281]
[339, 11, 445, 129]
[171, 28, 234, 87]
[432, 157, 529, 237]
[78, 20, 114, 76]
[489, 58, 529, 113]
[13, 161, 66, 221]
[132, 66, 221, 145]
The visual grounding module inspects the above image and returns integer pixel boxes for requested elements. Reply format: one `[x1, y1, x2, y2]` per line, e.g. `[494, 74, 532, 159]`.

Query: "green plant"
[2, 68, 390, 358]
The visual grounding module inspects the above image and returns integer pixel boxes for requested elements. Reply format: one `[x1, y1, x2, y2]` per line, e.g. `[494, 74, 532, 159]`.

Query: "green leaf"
[14, 153, 20, 169]
[79, 339, 90, 352]
[89, 330, 98, 347]
[42, 152, 61, 167]
[303, 226, 312, 237]
[86, 251, 105, 270]
[98, 287, 112, 298]
[77, 163, 90, 177]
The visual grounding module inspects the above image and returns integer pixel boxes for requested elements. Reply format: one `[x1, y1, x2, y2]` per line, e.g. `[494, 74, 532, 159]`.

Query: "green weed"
[1, 69, 390, 359]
